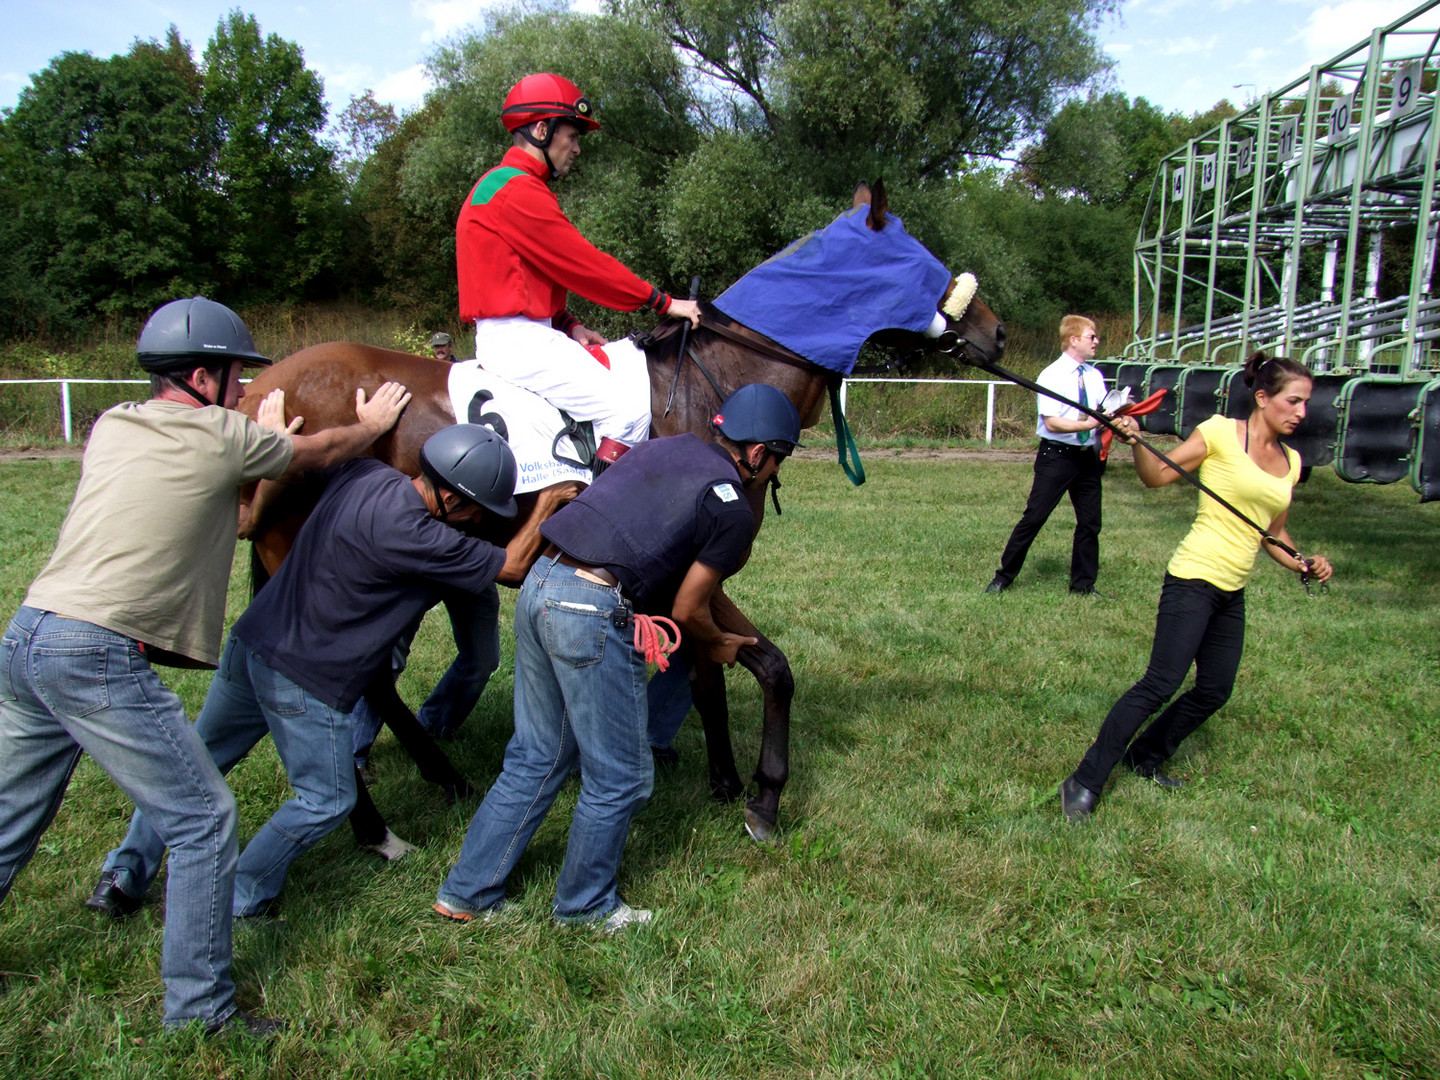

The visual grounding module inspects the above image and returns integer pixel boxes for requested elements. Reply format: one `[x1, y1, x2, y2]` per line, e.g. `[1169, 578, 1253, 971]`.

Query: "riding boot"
[594, 437, 631, 473]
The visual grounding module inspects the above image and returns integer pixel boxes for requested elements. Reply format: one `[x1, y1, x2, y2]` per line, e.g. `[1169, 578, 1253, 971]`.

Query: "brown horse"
[238, 182, 1005, 841]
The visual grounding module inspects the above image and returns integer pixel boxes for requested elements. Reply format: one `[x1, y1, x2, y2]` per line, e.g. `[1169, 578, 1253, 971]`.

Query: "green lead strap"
[829, 381, 866, 486]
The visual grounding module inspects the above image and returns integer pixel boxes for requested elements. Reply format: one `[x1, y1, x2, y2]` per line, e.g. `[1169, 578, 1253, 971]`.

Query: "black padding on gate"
[1409, 379, 1440, 502]
[1334, 378, 1425, 484]
[1142, 365, 1184, 435]
[1284, 373, 1348, 469]
[1113, 362, 1150, 400]
[1176, 367, 1231, 437]
[1218, 369, 1251, 420]
[1094, 360, 1121, 387]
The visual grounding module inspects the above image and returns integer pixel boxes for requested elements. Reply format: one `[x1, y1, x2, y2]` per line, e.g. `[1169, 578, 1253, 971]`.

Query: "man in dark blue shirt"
[94, 425, 519, 918]
[434, 385, 802, 933]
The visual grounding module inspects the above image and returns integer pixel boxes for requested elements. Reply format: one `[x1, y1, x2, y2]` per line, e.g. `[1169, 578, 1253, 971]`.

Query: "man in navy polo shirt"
[434, 384, 801, 932]
[93, 425, 521, 918]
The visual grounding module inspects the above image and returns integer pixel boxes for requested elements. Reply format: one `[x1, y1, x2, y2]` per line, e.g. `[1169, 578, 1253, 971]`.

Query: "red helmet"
[501, 73, 600, 133]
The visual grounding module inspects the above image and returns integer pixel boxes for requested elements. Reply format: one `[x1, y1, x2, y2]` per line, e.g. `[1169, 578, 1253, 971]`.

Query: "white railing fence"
[3, 377, 1020, 444]
[840, 378, 1009, 444]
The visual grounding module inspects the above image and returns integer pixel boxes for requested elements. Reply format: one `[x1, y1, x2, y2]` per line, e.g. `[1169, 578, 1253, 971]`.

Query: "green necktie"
[1077, 368, 1089, 445]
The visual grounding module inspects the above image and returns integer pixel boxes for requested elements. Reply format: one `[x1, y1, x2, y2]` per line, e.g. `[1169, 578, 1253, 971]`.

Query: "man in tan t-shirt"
[0, 296, 411, 1038]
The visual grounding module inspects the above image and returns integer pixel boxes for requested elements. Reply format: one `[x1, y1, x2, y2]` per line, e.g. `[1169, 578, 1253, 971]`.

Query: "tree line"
[0, 3, 1238, 344]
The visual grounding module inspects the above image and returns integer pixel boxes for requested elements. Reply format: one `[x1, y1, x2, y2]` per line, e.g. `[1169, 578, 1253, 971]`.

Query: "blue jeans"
[104, 634, 357, 917]
[419, 587, 501, 739]
[351, 586, 501, 762]
[647, 658, 693, 749]
[0, 607, 238, 1028]
[437, 556, 652, 921]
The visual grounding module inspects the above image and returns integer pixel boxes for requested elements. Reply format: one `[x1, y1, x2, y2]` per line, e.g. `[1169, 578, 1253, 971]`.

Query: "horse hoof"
[441, 781, 477, 805]
[742, 806, 775, 844]
[709, 778, 745, 804]
[361, 828, 416, 862]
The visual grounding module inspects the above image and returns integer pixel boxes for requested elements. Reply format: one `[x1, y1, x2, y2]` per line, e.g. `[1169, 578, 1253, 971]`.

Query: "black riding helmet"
[419, 424, 520, 519]
[136, 296, 270, 408]
[711, 384, 803, 457]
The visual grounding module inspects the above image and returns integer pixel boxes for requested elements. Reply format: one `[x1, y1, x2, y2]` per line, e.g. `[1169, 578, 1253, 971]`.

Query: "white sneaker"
[600, 903, 653, 934]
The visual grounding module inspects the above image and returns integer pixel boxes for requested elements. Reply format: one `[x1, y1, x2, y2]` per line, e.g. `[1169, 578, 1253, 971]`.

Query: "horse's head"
[852, 180, 1006, 367]
[932, 274, 1006, 365]
[712, 183, 1005, 375]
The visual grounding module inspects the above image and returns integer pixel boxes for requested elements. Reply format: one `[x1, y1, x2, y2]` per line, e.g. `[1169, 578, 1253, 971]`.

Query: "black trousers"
[1073, 574, 1246, 793]
[994, 440, 1102, 590]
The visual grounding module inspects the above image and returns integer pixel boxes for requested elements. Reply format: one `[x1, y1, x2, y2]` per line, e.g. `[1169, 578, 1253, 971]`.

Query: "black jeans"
[1073, 574, 1245, 793]
[994, 439, 1103, 590]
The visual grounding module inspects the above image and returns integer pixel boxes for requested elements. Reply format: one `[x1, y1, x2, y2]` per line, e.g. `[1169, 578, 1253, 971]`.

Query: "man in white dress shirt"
[987, 315, 1109, 595]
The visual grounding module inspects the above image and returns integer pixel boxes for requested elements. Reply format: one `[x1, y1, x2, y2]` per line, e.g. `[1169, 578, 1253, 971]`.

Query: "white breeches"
[473, 317, 650, 445]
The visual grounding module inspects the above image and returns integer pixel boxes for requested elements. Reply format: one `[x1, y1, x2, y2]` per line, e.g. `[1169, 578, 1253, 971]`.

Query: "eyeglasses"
[1085, 334, 1100, 341]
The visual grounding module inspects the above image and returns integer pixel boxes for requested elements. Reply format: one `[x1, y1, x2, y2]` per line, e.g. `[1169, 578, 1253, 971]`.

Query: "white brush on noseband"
[927, 272, 979, 336]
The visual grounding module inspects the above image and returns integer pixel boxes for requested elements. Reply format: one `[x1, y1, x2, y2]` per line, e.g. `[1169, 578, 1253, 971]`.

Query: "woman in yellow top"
[1060, 352, 1334, 820]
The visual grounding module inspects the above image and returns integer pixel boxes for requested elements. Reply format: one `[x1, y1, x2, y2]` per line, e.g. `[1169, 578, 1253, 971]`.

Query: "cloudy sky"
[0, 0, 1430, 123]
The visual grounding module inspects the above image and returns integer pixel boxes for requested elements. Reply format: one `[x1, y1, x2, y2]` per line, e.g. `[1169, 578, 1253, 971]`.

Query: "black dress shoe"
[84, 871, 143, 919]
[1130, 764, 1185, 789]
[984, 577, 1008, 594]
[1059, 776, 1098, 821]
[651, 745, 680, 768]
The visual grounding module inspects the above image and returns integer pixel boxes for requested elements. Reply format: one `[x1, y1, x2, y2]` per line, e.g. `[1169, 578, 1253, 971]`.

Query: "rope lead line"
[634, 614, 681, 672]
[970, 357, 1320, 577]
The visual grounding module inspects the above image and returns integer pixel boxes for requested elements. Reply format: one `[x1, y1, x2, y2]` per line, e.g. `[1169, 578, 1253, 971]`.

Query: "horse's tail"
[249, 543, 271, 600]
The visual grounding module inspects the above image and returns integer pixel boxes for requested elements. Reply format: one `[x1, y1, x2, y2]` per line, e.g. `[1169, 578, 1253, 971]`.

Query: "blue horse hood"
[712, 206, 953, 375]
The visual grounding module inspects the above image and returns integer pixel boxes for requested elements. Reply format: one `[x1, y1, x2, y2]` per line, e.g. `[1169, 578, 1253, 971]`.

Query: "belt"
[556, 552, 619, 588]
[1040, 438, 1094, 453]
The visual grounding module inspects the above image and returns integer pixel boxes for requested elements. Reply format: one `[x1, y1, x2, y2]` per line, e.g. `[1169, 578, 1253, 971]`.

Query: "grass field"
[0, 451, 1437, 1079]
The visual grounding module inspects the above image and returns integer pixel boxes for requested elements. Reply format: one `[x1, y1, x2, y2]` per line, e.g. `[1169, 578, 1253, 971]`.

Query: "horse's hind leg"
[364, 673, 477, 803]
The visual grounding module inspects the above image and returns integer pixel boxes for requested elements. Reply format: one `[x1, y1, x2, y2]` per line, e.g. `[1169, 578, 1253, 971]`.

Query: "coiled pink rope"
[633, 614, 681, 672]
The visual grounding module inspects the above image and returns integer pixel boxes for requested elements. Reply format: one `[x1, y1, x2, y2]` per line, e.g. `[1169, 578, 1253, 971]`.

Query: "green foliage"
[0, 16, 344, 336]
[0, 32, 214, 335]
[0, 2, 1241, 346]
[202, 12, 344, 302]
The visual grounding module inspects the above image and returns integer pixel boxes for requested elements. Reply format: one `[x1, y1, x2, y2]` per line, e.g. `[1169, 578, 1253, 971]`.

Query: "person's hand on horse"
[355, 381, 412, 436]
[568, 323, 608, 348]
[256, 389, 304, 436]
[667, 298, 702, 329]
[707, 631, 758, 667]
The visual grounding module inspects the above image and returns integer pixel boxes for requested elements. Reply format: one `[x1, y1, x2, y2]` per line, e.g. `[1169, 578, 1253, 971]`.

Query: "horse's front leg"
[237, 478, 286, 539]
[498, 481, 584, 584]
[688, 653, 745, 804]
[710, 588, 794, 843]
[363, 672, 476, 803]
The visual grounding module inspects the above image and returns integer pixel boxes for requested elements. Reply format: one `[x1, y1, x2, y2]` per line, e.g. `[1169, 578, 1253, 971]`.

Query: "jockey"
[456, 72, 701, 468]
